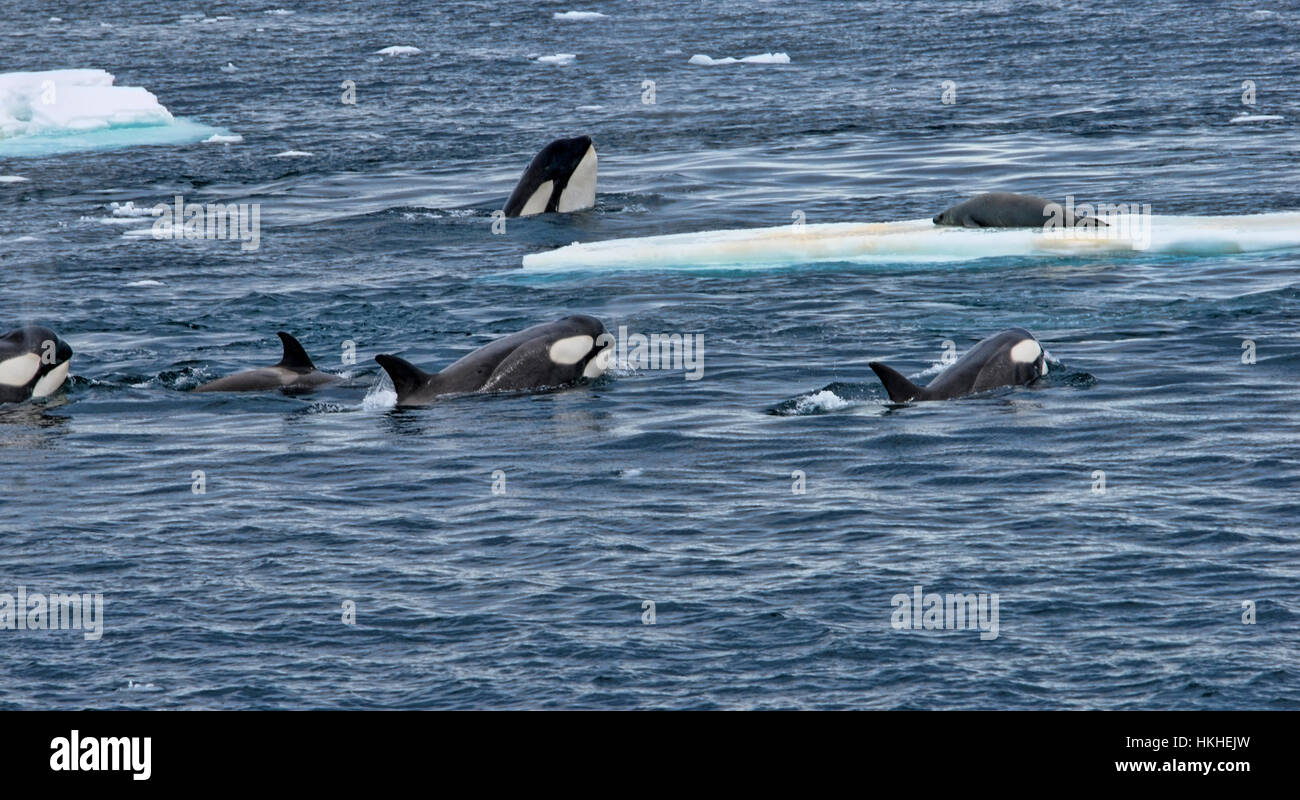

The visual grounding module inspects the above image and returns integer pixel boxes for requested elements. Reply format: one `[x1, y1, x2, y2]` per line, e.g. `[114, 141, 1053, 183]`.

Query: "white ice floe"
[0, 69, 174, 139]
[264, 8, 295, 14]
[689, 52, 790, 65]
[125, 280, 166, 287]
[376, 45, 421, 56]
[554, 11, 608, 20]
[0, 69, 229, 156]
[108, 201, 157, 217]
[0, 175, 29, 183]
[220, 62, 238, 73]
[523, 212, 1300, 272]
[537, 53, 577, 64]
[204, 133, 243, 144]
[1231, 113, 1284, 123]
[273, 149, 314, 157]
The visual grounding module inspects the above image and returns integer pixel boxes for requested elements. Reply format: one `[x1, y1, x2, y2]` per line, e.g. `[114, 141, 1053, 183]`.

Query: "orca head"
[503, 135, 597, 217]
[1006, 334, 1048, 383]
[546, 314, 611, 379]
[916, 327, 1049, 401]
[0, 326, 73, 401]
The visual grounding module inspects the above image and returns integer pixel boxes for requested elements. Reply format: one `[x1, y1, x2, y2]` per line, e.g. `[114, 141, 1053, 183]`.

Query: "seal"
[933, 192, 1107, 229]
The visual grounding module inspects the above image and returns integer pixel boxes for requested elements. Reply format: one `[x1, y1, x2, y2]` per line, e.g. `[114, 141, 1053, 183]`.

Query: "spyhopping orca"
[503, 135, 597, 217]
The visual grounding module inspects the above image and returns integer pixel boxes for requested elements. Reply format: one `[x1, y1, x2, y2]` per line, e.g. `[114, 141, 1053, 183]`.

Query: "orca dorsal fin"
[869, 361, 925, 403]
[275, 332, 316, 373]
[375, 354, 432, 404]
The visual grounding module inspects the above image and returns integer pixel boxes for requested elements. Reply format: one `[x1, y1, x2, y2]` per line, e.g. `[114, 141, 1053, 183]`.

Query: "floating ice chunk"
[220, 62, 238, 73]
[1231, 113, 1284, 123]
[204, 133, 243, 144]
[0, 175, 29, 183]
[264, 8, 295, 14]
[523, 213, 1300, 272]
[554, 11, 608, 19]
[273, 149, 314, 157]
[376, 45, 422, 56]
[108, 201, 157, 216]
[0, 69, 174, 140]
[689, 52, 790, 65]
[125, 279, 165, 287]
[537, 53, 577, 64]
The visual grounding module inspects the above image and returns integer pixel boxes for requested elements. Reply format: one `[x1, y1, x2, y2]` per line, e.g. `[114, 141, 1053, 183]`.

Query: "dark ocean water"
[1, 0, 1298, 709]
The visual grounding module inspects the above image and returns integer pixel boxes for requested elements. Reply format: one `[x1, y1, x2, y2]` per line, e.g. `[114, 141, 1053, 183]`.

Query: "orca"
[195, 332, 343, 393]
[503, 135, 597, 217]
[0, 326, 73, 403]
[375, 314, 611, 406]
[869, 328, 1048, 403]
[933, 192, 1107, 229]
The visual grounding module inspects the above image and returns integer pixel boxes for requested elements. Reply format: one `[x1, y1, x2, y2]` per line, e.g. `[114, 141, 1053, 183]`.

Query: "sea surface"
[1, 0, 1297, 709]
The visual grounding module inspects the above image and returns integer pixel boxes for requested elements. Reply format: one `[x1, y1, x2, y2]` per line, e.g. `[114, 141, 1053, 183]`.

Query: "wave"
[522, 212, 1300, 273]
[0, 69, 227, 157]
